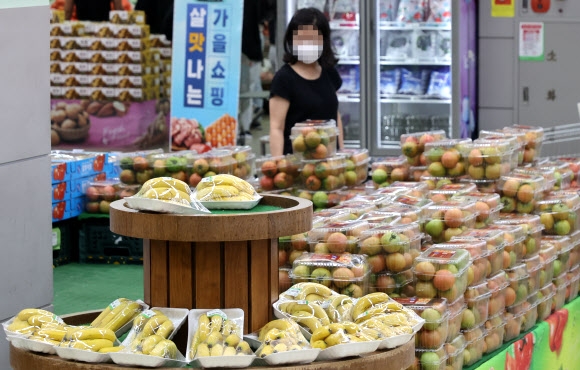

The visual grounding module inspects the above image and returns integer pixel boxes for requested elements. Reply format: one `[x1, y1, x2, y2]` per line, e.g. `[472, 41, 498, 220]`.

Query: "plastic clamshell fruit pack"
[445, 333, 467, 370]
[446, 298, 467, 342]
[370, 186, 409, 199]
[299, 156, 347, 191]
[484, 224, 527, 266]
[537, 283, 556, 322]
[555, 156, 580, 181]
[476, 135, 520, 170]
[338, 148, 370, 165]
[186, 309, 255, 368]
[452, 228, 505, 254]
[414, 345, 449, 370]
[542, 235, 574, 276]
[424, 138, 472, 178]
[290, 120, 339, 160]
[392, 194, 434, 209]
[514, 166, 557, 193]
[121, 307, 189, 347]
[336, 200, 381, 216]
[357, 211, 402, 226]
[420, 175, 460, 191]
[289, 253, 370, 295]
[534, 192, 580, 235]
[377, 203, 422, 224]
[422, 199, 477, 220]
[540, 161, 574, 190]
[452, 191, 502, 219]
[523, 255, 542, 297]
[308, 220, 371, 243]
[10, 337, 57, 355]
[480, 129, 527, 164]
[539, 243, 557, 284]
[147, 152, 190, 176]
[312, 209, 351, 228]
[487, 271, 510, 317]
[566, 264, 580, 303]
[370, 156, 410, 186]
[462, 140, 515, 180]
[505, 263, 531, 307]
[421, 200, 478, 243]
[256, 154, 300, 191]
[400, 130, 447, 152]
[494, 213, 544, 258]
[394, 297, 449, 350]
[506, 124, 544, 145]
[358, 223, 422, 253]
[553, 275, 568, 311]
[497, 173, 545, 212]
[483, 313, 506, 354]
[428, 183, 477, 202]
[462, 324, 486, 366]
[463, 282, 492, 329]
[370, 269, 414, 296]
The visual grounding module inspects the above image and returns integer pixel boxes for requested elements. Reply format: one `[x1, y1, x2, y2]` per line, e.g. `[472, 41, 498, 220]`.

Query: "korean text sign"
[170, 0, 243, 150]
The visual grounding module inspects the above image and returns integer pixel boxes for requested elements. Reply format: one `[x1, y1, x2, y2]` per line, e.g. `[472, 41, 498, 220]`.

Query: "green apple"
[555, 220, 571, 235]
[425, 219, 444, 238]
[372, 169, 388, 185]
[311, 268, 332, 287]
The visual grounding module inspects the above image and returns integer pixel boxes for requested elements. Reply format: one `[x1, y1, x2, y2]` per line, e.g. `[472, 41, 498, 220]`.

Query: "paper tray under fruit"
[316, 340, 381, 361]
[2, 317, 30, 340]
[55, 346, 114, 363]
[199, 196, 262, 210]
[377, 332, 413, 350]
[10, 337, 57, 355]
[272, 303, 312, 341]
[253, 348, 321, 366]
[125, 197, 210, 215]
[109, 351, 188, 368]
[189, 354, 257, 368]
[121, 307, 189, 347]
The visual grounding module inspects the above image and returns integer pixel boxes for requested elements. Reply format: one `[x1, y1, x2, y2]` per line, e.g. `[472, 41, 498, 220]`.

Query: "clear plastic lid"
[539, 243, 558, 264]
[424, 138, 472, 152]
[497, 173, 545, 195]
[480, 129, 527, 147]
[331, 202, 376, 216]
[446, 334, 467, 355]
[337, 148, 370, 165]
[567, 264, 580, 281]
[393, 194, 435, 208]
[390, 181, 430, 193]
[462, 324, 487, 344]
[483, 224, 526, 245]
[394, 297, 449, 319]
[458, 177, 499, 194]
[535, 192, 580, 211]
[555, 157, 580, 176]
[256, 154, 300, 174]
[377, 203, 422, 223]
[371, 269, 414, 289]
[371, 186, 409, 198]
[464, 282, 492, 302]
[400, 129, 447, 146]
[513, 166, 555, 191]
[346, 194, 391, 207]
[495, 213, 544, 234]
[485, 312, 506, 330]
[371, 156, 408, 170]
[414, 247, 471, 272]
[359, 223, 422, 245]
[505, 263, 530, 282]
[523, 254, 542, 273]
[539, 283, 556, 300]
[409, 166, 429, 182]
[290, 120, 339, 137]
[452, 191, 501, 208]
[312, 209, 351, 228]
[300, 155, 347, 170]
[422, 200, 478, 220]
[475, 135, 519, 150]
[308, 220, 371, 241]
[432, 240, 488, 259]
[507, 124, 545, 141]
[487, 271, 510, 293]
[541, 235, 573, 253]
[448, 297, 467, 317]
[451, 229, 505, 252]
[357, 211, 402, 226]
[291, 252, 368, 271]
[420, 175, 458, 190]
[570, 230, 580, 246]
[463, 139, 514, 156]
[428, 183, 478, 202]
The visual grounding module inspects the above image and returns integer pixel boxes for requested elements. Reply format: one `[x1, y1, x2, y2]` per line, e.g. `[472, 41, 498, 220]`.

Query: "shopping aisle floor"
[53, 263, 143, 315]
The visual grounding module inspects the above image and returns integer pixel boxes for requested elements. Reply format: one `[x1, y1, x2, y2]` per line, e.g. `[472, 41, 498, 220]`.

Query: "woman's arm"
[113, 0, 123, 10]
[337, 110, 344, 150]
[269, 96, 290, 157]
[64, 0, 74, 20]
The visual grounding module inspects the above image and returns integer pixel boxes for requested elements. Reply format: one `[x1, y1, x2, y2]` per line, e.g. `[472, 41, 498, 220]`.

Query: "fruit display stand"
[10, 309, 415, 369]
[109, 194, 312, 334]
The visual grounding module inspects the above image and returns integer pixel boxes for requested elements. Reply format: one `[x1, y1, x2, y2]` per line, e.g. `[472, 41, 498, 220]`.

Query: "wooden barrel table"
[109, 194, 313, 334]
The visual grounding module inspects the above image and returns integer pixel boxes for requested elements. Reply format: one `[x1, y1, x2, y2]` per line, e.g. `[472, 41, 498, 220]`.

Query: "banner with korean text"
[170, 0, 243, 151]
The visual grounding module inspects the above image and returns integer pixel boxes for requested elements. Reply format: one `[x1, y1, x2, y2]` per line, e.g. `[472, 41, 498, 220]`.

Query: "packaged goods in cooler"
[413, 31, 437, 59]
[427, 0, 452, 23]
[412, 247, 471, 301]
[400, 129, 447, 167]
[370, 156, 410, 188]
[425, 68, 451, 99]
[332, 29, 360, 58]
[398, 68, 430, 95]
[337, 148, 370, 187]
[504, 124, 544, 163]
[420, 200, 478, 243]
[462, 324, 486, 366]
[336, 65, 360, 94]
[394, 297, 448, 350]
[451, 191, 502, 228]
[445, 334, 466, 370]
[300, 156, 347, 192]
[452, 228, 506, 277]
[424, 138, 472, 178]
[379, 67, 402, 95]
[483, 313, 506, 354]
[290, 253, 371, 297]
[497, 173, 545, 213]
[494, 213, 544, 259]
[462, 139, 516, 181]
[427, 183, 477, 202]
[256, 155, 300, 192]
[379, 0, 400, 21]
[290, 120, 339, 160]
[383, 31, 413, 59]
[370, 269, 415, 296]
[397, 0, 428, 22]
[308, 220, 371, 254]
[542, 235, 573, 278]
[412, 346, 448, 370]
[436, 30, 451, 59]
[534, 192, 580, 235]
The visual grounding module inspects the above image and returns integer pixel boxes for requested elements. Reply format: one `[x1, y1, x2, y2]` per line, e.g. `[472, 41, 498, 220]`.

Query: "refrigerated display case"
[281, 0, 476, 156]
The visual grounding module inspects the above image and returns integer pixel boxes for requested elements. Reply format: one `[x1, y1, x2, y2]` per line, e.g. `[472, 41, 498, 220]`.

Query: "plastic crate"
[79, 218, 143, 264]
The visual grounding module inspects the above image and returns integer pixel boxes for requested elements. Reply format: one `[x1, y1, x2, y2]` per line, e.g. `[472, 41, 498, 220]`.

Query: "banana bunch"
[189, 313, 253, 359]
[278, 301, 330, 334]
[256, 320, 310, 358]
[7, 308, 65, 336]
[138, 177, 192, 206]
[58, 327, 119, 353]
[350, 293, 403, 324]
[309, 322, 380, 350]
[91, 298, 143, 332]
[195, 174, 256, 202]
[358, 313, 414, 338]
[126, 310, 176, 355]
[280, 282, 335, 301]
[324, 295, 354, 323]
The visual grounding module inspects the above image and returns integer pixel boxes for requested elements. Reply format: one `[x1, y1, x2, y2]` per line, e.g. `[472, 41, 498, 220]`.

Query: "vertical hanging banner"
[170, 0, 243, 151]
[491, 0, 515, 18]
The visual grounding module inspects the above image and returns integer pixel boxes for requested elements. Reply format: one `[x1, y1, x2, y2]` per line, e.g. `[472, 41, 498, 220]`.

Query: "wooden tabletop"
[109, 195, 313, 242]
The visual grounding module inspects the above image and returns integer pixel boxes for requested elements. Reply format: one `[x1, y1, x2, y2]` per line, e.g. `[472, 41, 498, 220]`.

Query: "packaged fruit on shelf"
[299, 156, 347, 192]
[523, 255, 543, 300]
[329, 201, 377, 220]
[463, 282, 492, 330]
[393, 297, 449, 350]
[439, 240, 490, 287]
[278, 282, 339, 302]
[357, 211, 402, 226]
[294, 189, 345, 210]
[420, 175, 459, 191]
[554, 156, 580, 185]
[427, 183, 477, 203]
[290, 120, 339, 160]
[400, 129, 447, 167]
[278, 234, 308, 268]
[290, 253, 370, 298]
[462, 139, 515, 181]
[565, 264, 580, 303]
[219, 145, 256, 180]
[553, 275, 568, 312]
[147, 152, 192, 184]
[412, 247, 471, 302]
[446, 299, 467, 343]
[541, 235, 573, 277]
[494, 213, 544, 259]
[279, 267, 292, 293]
[537, 283, 556, 322]
[378, 203, 422, 225]
[534, 192, 580, 235]
[540, 161, 574, 191]
[570, 230, 580, 268]
[312, 209, 351, 228]
[505, 263, 532, 308]
[392, 194, 434, 210]
[254, 319, 313, 364]
[513, 166, 557, 195]
[409, 166, 429, 182]
[420, 200, 478, 243]
[451, 228, 505, 277]
[483, 312, 506, 354]
[345, 194, 392, 209]
[370, 156, 409, 188]
[115, 149, 164, 185]
[503, 310, 524, 342]
[483, 224, 526, 268]
[475, 134, 520, 167]
[459, 177, 499, 194]
[273, 300, 332, 337]
[85, 180, 140, 214]
[356, 223, 422, 274]
[462, 324, 486, 366]
[203, 149, 238, 176]
[369, 269, 415, 297]
[424, 138, 472, 178]
[497, 173, 545, 214]
[479, 129, 527, 166]
[412, 345, 448, 370]
[504, 124, 544, 163]
[509, 295, 539, 333]
[308, 220, 370, 254]
[368, 186, 409, 199]
[337, 148, 370, 186]
[450, 191, 502, 228]
[256, 154, 300, 192]
[538, 243, 557, 288]
[486, 271, 510, 317]
[193, 175, 260, 209]
[445, 334, 467, 370]
[388, 181, 430, 198]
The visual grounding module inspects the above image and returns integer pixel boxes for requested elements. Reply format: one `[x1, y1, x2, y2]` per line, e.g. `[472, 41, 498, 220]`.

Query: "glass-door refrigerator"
[283, 0, 367, 149]
[369, 0, 474, 156]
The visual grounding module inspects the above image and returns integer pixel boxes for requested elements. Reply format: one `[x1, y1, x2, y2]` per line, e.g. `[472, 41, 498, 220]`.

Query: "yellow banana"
[141, 315, 169, 338]
[189, 330, 200, 358]
[273, 342, 287, 353]
[209, 315, 223, 333]
[210, 343, 224, 356]
[295, 283, 334, 300]
[311, 340, 327, 349]
[264, 328, 285, 343]
[258, 319, 293, 341]
[154, 319, 174, 339]
[223, 346, 237, 356]
[342, 322, 360, 335]
[328, 323, 345, 334]
[17, 309, 54, 322]
[221, 320, 237, 336]
[98, 346, 124, 353]
[195, 343, 210, 357]
[226, 193, 256, 201]
[351, 293, 390, 321]
[224, 333, 241, 347]
[140, 334, 164, 355]
[142, 187, 191, 203]
[324, 332, 347, 347]
[37, 325, 70, 342]
[336, 302, 354, 321]
[205, 331, 222, 347]
[7, 319, 35, 334]
[69, 339, 115, 352]
[69, 328, 116, 342]
[305, 293, 325, 302]
[142, 177, 191, 194]
[310, 326, 331, 343]
[95, 299, 130, 328]
[196, 185, 239, 200]
[92, 299, 128, 327]
[235, 341, 253, 355]
[258, 344, 274, 358]
[197, 174, 254, 194]
[28, 314, 61, 327]
[103, 301, 142, 332]
[131, 310, 156, 333]
[360, 327, 383, 340]
[289, 344, 302, 351]
[346, 333, 364, 342]
[197, 314, 211, 342]
[292, 311, 322, 333]
[150, 339, 177, 359]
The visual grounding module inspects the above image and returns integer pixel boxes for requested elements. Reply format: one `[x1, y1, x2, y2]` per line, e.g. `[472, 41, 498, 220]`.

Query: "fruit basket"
[462, 139, 515, 181]
[497, 173, 545, 213]
[494, 213, 544, 259]
[299, 156, 347, 192]
[424, 138, 472, 178]
[256, 154, 300, 192]
[370, 156, 410, 188]
[534, 192, 580, 236]
[290, 120, 339, 160]
[421, 200, 478, 243]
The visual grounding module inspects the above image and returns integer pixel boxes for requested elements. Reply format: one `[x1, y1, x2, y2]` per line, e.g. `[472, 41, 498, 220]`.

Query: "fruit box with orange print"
[51, 161, 71, 184]
[52, 199, 71, 222]
[52, 181, 71, 203]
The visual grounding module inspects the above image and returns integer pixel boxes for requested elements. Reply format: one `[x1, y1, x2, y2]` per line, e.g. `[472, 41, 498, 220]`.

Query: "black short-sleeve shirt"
[269, 64, 342, 154]
[74, 0, 111, 22]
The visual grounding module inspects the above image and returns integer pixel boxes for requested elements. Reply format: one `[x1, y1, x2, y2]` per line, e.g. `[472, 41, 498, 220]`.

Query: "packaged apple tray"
[79, 218, 142, 264]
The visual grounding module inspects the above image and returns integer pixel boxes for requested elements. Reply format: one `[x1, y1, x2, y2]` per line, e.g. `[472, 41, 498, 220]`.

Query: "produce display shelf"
[109, 194, 313, 334]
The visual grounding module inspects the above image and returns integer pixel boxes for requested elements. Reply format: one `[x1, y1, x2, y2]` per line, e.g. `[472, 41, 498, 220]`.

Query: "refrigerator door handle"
[522, 0, 529, 12]
[523, 86, 530, 105]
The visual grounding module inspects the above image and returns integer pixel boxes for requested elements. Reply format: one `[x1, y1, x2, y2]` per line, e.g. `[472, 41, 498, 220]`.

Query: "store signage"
[519, 22, 544, 61]
[491, 0, 515, 18]
[170, 0, 243, 150]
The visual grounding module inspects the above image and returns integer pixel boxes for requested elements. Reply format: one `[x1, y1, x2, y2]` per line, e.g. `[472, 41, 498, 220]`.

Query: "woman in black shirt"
[269, 7, 344, 156]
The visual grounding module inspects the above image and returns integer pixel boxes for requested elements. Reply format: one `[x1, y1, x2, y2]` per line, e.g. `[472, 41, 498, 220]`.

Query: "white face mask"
[293, 44, 323, 64]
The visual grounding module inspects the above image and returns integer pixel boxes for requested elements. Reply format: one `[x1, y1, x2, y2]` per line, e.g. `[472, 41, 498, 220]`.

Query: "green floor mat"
[53, 263, 143, 316]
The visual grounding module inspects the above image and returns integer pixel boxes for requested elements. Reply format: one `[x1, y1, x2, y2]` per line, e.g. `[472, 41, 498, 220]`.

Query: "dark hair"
[282, 7, 338, 68]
